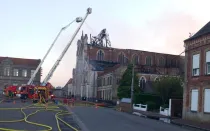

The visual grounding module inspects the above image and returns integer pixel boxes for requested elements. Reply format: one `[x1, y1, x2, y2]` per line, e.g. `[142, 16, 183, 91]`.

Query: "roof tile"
[0, 57, 40, 66]
[184, 21, 210, 42]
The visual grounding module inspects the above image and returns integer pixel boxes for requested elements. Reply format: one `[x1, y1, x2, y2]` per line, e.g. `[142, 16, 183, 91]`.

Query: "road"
[70, 106, 192, 131]
[0, 98, 80, 131]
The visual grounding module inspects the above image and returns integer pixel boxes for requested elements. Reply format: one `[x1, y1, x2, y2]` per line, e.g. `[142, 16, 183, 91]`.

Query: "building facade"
[0, 57, 41, 90]
[73, 30, 185, 101]
[64, 78, 73, 96]
[183, 21, 210, 122]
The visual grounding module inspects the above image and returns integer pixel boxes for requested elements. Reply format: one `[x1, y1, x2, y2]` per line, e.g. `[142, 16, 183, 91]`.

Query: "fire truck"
[3, 85, 18, 97]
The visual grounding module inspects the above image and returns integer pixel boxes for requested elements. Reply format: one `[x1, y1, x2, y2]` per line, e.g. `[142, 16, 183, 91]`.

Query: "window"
[31, 70, 35, 77]
[132, 55, 139, 64]
[22, 69, 27, 77]
[154, 77, 159, 82]
[139, 77, 146, 89]
[206, 51, 210, 75]
[110, 76, 112, 85]
[13, 69, 19, 76]
[97, 50, 104, 61]
[13, 83, 18, 86]
[4, 67, 10, 76]
[116, 78, 120, 85]
[146, 56, 152, 66]
[159, 57, 165, 66]
[118, 52, 126, 64]
[192, 54, 200, 76]
[204, 89, 210, 113]
[103, 78, 105, 86]
[191, 89, 198, 111]
[171, 59, 177, 67]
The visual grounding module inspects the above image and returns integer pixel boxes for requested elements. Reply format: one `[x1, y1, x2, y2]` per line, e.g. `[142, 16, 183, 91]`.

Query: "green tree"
[117, 64, 141, 100]
[153, 76, 183, 105]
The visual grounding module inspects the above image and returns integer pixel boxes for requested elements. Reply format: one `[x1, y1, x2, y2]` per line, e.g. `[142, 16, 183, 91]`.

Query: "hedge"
[134, 93, 162, 109]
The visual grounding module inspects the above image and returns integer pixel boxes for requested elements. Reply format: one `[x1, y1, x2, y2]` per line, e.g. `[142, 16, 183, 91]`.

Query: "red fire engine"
[3, 85, 18, 96]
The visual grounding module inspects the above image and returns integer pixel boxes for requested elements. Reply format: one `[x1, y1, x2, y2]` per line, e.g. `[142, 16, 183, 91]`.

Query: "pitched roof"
[98, 64, 121, 77]
[64, 78, 73, 87]
[89, 60, 118, 71]
[0, 57, 40, 66]
[184, 21, 210, 42]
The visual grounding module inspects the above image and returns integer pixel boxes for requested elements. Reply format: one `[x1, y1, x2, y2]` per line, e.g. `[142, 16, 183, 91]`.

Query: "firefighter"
[8, 90, 13, 99]
[21, 87, 27, 102]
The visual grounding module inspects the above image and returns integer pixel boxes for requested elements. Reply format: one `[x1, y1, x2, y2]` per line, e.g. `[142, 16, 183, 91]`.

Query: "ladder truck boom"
[42, 8, 92, 86]
[27, 18, 82, 85]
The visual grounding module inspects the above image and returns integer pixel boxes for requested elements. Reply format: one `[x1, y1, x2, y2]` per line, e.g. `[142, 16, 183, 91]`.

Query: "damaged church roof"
[89, 60, 119, 71]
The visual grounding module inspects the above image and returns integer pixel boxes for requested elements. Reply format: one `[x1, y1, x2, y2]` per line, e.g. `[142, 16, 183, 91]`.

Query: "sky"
[0, 0, 210, 87]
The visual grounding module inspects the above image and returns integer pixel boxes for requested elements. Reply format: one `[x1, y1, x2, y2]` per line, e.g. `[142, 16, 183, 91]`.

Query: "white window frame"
[31, 70, 35, 77]
[204, 89, 210, 113]
[13, 69, 19, 76]
[192, 54, 200, 76]
[22, 69, 27, 77]
[4, 67, 10, 76]
[13, 83, 18, 86]
[206, 51, 210, 75]
[191, 89, 198, 111]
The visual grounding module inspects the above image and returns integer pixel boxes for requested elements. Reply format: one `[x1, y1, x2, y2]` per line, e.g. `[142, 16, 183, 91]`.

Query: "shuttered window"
[206, 51, 210, 74]
[204, 89, 210, 113]
[192, 54, 200, 76]
[191, 89, 198, 111]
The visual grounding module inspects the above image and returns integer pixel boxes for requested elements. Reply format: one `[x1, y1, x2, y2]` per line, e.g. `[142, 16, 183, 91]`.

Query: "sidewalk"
[171, 119, 210, 131]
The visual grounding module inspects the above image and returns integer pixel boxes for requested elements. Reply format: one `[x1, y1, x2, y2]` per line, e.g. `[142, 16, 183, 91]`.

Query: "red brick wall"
[184, 34, 210, 112]
[87, 44, 182, 67]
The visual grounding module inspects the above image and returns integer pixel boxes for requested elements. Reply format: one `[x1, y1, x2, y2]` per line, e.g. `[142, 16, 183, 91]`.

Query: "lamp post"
[131, 63, 134, 113]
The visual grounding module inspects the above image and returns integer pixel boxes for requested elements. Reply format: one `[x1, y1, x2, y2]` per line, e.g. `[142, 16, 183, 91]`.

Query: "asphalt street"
[70, 106, 193, 131]
[0, 98, 80, 131]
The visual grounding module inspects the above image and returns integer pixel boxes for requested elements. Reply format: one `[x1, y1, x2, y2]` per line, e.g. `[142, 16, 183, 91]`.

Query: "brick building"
[73, 30, 185, 101]
[0, 57, 41, 92]
[183, 21, 210, 122]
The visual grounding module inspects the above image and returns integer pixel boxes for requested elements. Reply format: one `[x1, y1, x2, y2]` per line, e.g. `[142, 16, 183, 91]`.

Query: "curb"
[171, 120, 210, 131]
[130, 111, 210, 131]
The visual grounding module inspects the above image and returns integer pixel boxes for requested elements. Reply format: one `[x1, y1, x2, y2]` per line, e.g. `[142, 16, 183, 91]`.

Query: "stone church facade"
[72, 31, 185, 101]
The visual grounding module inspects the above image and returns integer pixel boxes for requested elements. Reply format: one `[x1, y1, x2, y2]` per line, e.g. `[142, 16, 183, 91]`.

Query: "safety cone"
[95, 104, 98, 109]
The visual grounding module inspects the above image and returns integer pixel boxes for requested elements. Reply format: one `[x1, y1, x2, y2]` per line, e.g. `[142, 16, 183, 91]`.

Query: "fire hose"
[0, 97, 79, 131]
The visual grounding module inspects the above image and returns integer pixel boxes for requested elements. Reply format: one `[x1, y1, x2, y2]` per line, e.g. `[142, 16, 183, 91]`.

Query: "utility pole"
[130, 63, 134, 113]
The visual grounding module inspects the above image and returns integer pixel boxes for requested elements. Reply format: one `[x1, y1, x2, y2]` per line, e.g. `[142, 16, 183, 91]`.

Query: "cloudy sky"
[0, 0, 209, 86]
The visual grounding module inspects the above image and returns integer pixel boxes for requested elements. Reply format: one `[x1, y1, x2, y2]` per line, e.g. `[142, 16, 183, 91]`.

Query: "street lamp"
[27, 17, 83, 85]
[131, 63, 134, 113]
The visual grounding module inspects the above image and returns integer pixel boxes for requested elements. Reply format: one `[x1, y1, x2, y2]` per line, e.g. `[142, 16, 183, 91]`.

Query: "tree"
[117, 64, 141, 100]
[153, 76, 183, 105]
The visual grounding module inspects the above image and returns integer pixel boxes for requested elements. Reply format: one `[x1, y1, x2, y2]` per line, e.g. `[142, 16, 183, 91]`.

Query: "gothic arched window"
[159, 57, 165, 66]
[132, 54, 139, 65]
[97, 50, 104, 61]
[146, 56, 152, 66]
[118, 52, 126, 64]
[139, 77, 146, 89]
